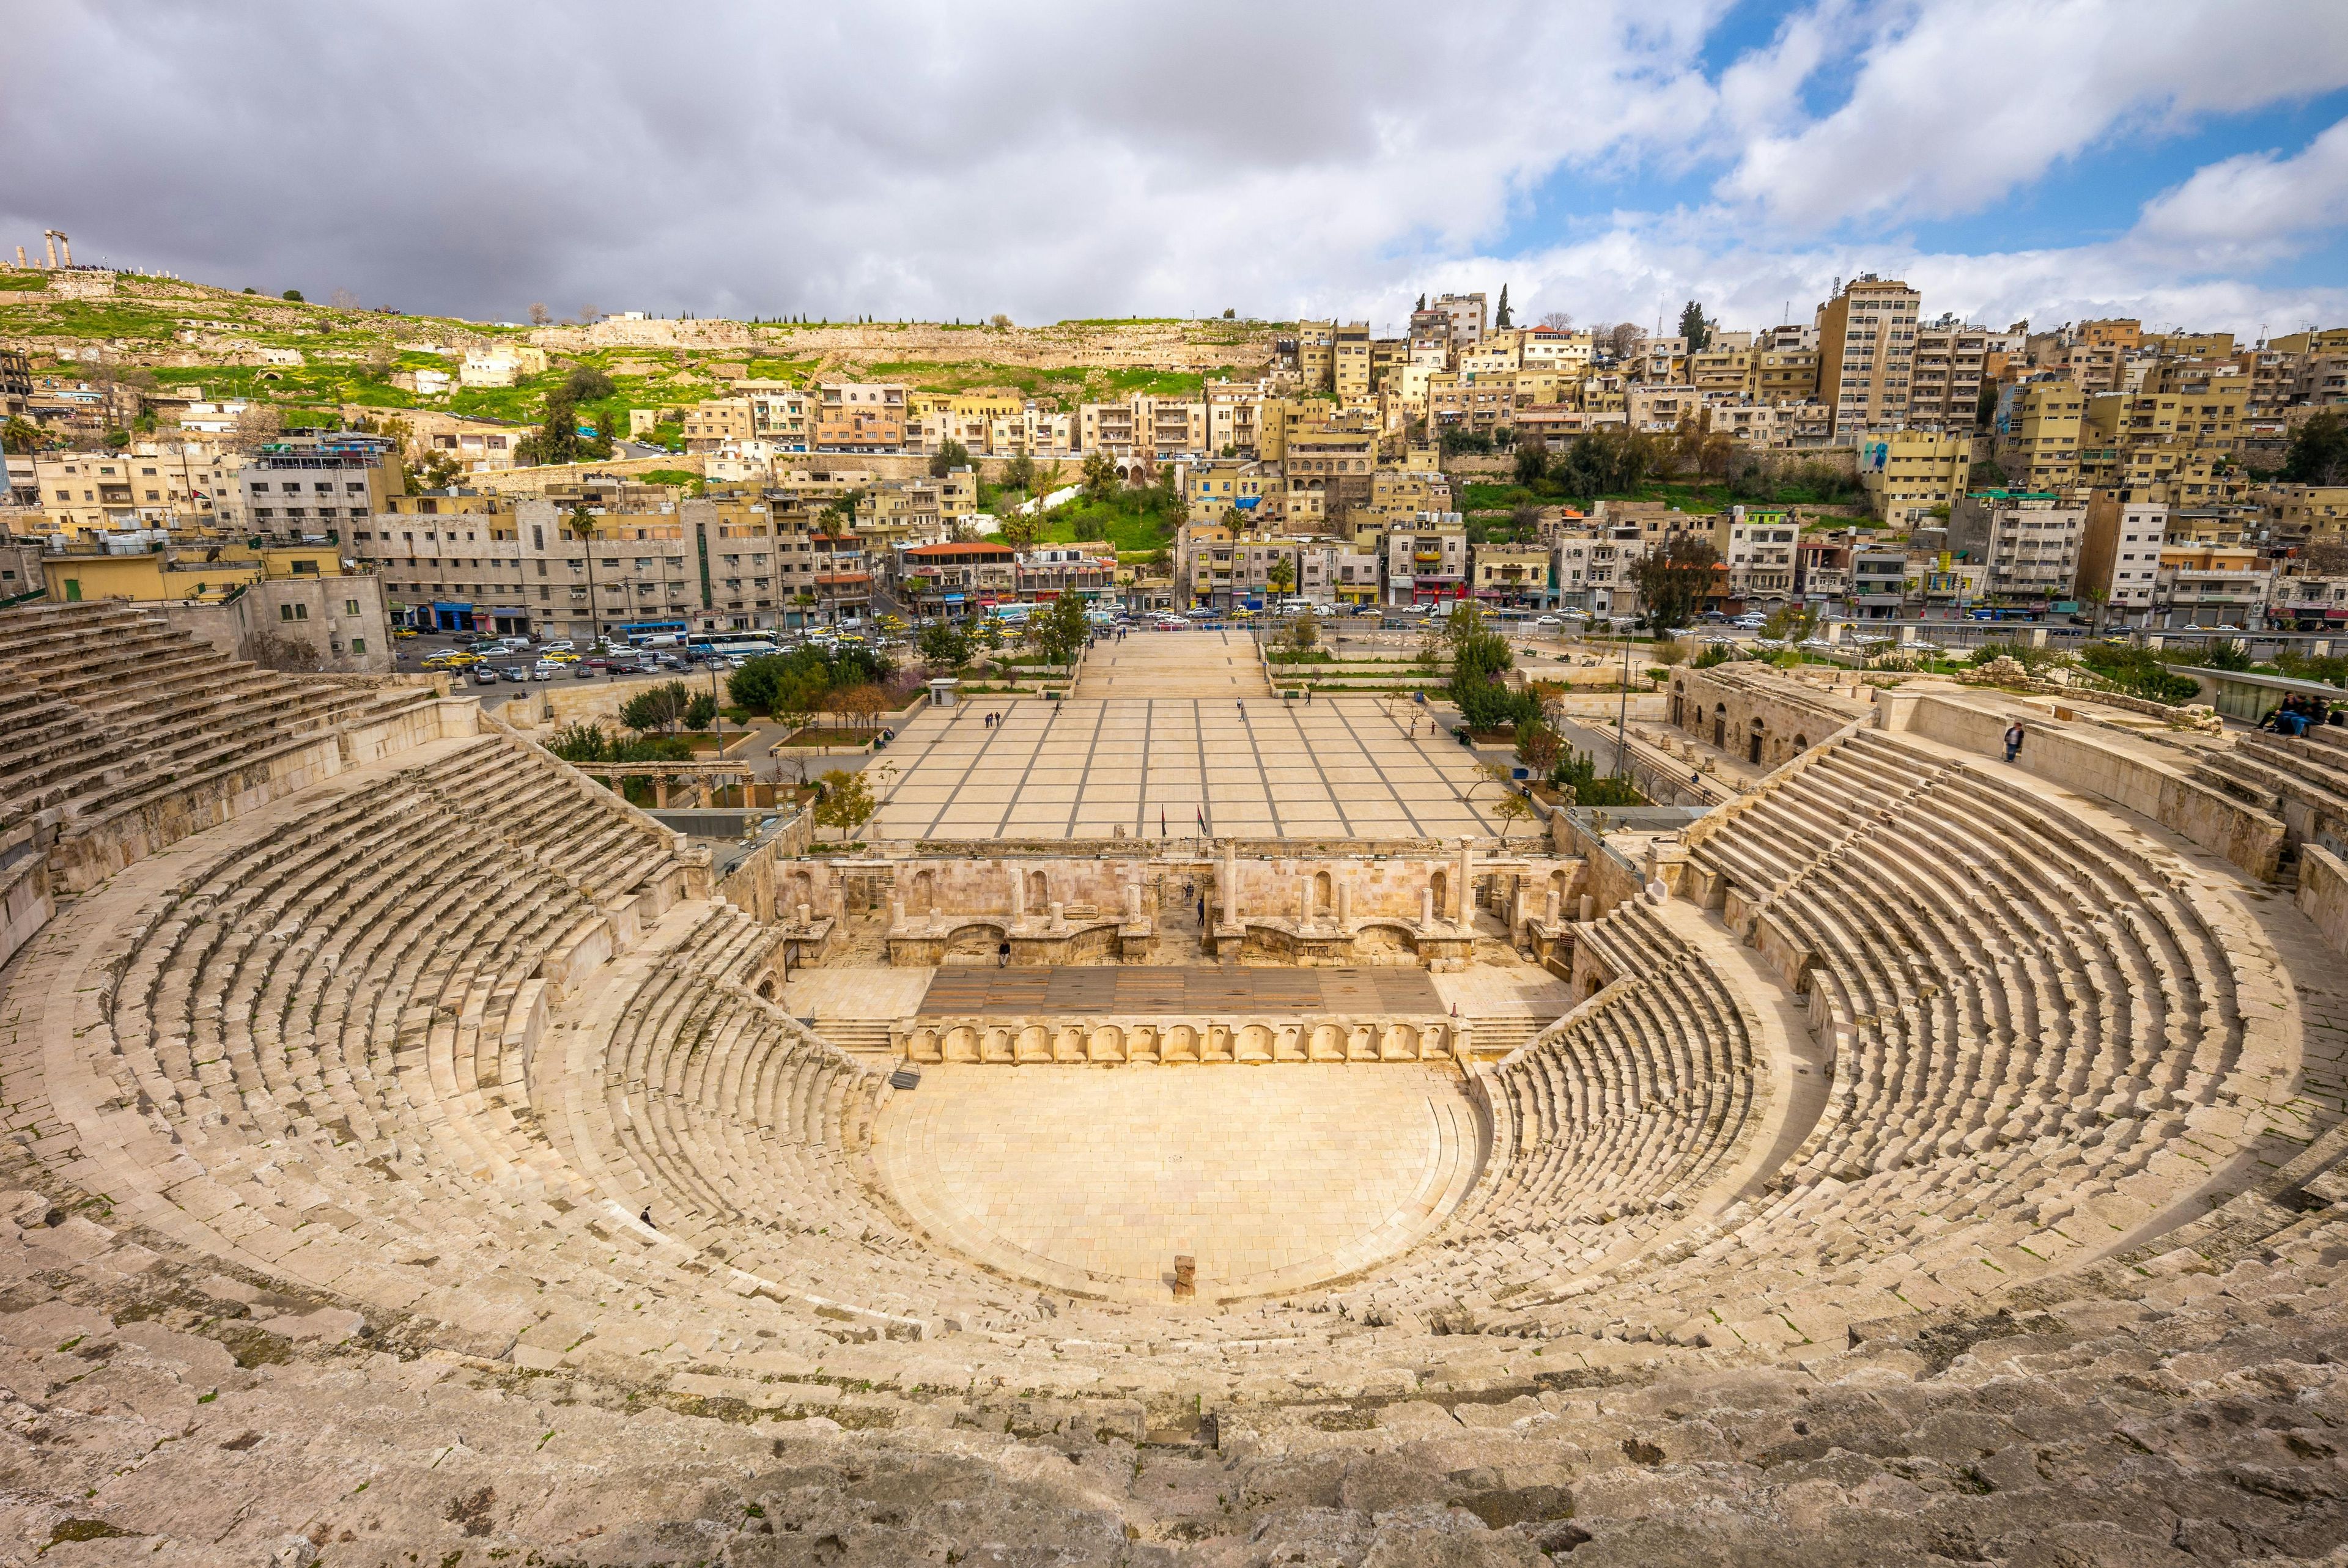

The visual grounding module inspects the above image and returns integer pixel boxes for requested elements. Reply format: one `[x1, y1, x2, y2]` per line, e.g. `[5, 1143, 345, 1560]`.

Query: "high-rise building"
[1815, 274, 1921, 438]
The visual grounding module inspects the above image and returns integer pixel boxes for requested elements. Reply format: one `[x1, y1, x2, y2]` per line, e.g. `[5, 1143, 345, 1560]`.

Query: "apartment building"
[1294, 320, 1336, 391]
[1688, 347, 1752, 394]
[1815, 274, 1922, 437]
[1283, 424, 1376, 532]
[1334, 321, 1373, 403]
[811, 382, 907, 452]
[1469, 542, 1551, 608]
[2077, 494, 2169, 626]
[1383, 518, 1468, 606]
[2157, 542, 2267, 628]
[1186, 460, 1270, 525]
[1859, 430, 1971, 527]
[2259, 484, 2348, 550]
[2270, 566, 2348, 630]
[1520, 328, 1591, 378]
[1998, 380, 2085, 491]
[1713, 506, 1798, 605]
[895, 540, 1017, 620]
[1203, 378, 1271, 456]
[1079, 396, 1206, 458]
[742, 381, 811, 450]
[1908, 317, 1988, 431]
[682, 396, 754, 451]
[1312, 540, 1384, 606]
[1431, 293, 1487, 348]
[28, 443, 246, 536]
[1952, 491, 2086, 609]
[1016, 545, 1117, 603]
[239, 432, 407, 540]
[1747, 347, 1821, 404]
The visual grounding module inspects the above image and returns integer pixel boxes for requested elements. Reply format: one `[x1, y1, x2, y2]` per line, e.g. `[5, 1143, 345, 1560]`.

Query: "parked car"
[572, 662, 597, 679]
[531, 661, 561, 680]
[1532, 614, 1562, 627]
[471, 668, 500, 687]
[500, 666, 531, 683]
[539, 639, 574, 653]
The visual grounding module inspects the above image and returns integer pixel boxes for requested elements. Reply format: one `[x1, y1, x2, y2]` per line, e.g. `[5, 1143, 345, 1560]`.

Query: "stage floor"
[915, 963, 1447, 1017]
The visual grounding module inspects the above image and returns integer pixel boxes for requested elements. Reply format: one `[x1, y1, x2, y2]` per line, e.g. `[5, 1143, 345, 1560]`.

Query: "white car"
[1531, 614, 1562, 627]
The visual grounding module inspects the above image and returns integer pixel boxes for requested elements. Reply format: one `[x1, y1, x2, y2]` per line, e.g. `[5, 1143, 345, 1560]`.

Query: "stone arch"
[1088, 1025, 1123, 1062]
[1430, 867, 1448, 916]
[1025, 868, 1049, 911]
[1748, 716, 1765, 767]
[1792, 734, 1808, 756]
[1237, 1024, 1274, 1061]
[786, 869, 814, 914]
[1712, 703, 1727, 748]
[755, 976, 777, 1001]
[942, 921, 1006, 961]
[1669, 681, 1685, 727]
[1312, 870, 1333, 918]
[906, 867, 935, 916]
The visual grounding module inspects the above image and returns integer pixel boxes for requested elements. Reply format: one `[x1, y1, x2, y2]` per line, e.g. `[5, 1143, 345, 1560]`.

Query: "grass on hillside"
[1457, 476, 1863, 516]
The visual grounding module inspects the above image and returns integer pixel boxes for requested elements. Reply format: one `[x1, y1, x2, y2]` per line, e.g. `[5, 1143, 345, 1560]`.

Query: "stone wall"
[900, 1014, 1466, 1064]
[1663, 663, 1870, 772]
[2300, 843, 2348, 959]
[713, 809, 821, 923]
[1889, 690, 2285, 880]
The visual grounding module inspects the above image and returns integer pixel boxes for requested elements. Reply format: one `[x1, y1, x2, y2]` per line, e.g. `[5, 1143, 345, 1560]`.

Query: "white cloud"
[0, 1, 2342, 340]
[1715, 0, 2348, 233]
[2132, 116, 2348, 257]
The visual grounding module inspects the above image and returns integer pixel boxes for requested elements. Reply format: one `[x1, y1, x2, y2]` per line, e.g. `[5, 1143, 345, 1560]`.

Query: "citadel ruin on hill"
[1, 598, 2346, 1565]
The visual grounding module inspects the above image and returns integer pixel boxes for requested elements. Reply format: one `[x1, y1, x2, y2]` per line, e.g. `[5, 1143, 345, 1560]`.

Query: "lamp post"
[1612, 617, 1633, 781]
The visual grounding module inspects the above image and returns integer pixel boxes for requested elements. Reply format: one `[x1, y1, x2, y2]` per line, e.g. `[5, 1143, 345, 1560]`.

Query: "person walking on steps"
[2004, 721, 2025, 764]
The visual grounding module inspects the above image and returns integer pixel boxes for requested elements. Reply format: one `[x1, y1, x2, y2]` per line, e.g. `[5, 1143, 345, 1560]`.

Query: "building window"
[350, 638, 365, 655]
[280, 603, 309, 622]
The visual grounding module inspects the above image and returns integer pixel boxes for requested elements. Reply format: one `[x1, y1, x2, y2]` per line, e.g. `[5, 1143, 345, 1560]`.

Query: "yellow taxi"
[423, 651, 483, 669]
[394, 627, 419, 638]
[540, 649, 580, 663]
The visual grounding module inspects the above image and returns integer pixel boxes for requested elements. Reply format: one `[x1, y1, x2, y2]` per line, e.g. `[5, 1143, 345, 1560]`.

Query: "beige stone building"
[1858, 429, 1972, 527]
[1816, 274, 1921, 437]
[1998, 380, 2084, 491]
[812, 382, 907, 452]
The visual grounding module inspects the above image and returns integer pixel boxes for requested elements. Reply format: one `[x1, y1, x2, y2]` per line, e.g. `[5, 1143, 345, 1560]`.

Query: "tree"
[563, 505, 600, 641]
[1604, 322, 1644, 361]
[1491, 790, 1534, 845]
[1, 416, 45, 454]
[528, 303, 552, 326]
[621, 681, 692, 733]
[1759, 603, 1817, 643]
[1630, 534, 1721, 632]
[1287, 611, 1321, 652]
[2283, 411, 2348, 487]
[918, 621, 970, 668]
[1513, 443, 1549, 487]
[229, 403, 283, 452]
[684, 691, 717, 731]
[328, 287, 361, 311]
[1036, 592, 1091, 667]
[998, 513, 1040, 551]
[566, 366, 616, 403]
[1264, 555, 1297, 597]
[813, 768, 876, 841]
[1493, 285, 1512, 329]
[522, 388, 581, 466]
[1081, 450, 1120, 502]
[1414, 293, 1427, 311]
[1515, 720, 1562, 773]
[281, 289, 304, 303]
[929, 437, 971, 478]
[1540, 311, 1573, 331]
[547, 721, 614, 763]
[1677, 300, 1711, 353]
[833, 683, 890, 734]
[1002, 451, 1037, 495]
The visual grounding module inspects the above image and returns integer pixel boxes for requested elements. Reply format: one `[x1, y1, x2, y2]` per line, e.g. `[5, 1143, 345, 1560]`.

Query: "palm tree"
[565, 505, 600, 644]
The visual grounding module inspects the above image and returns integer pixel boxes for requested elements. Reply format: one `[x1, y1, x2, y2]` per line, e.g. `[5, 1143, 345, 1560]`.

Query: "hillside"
[0, 267, 1282, 430]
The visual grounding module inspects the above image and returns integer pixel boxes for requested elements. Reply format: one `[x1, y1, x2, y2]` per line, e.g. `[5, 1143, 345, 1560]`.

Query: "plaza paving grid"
[916, 963, 1447, 1018]
[868, 696, 1508, 842]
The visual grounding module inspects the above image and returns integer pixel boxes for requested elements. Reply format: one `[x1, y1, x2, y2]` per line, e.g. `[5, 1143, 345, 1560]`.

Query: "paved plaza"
[873, 1063, 1477, 1301]
[1071, 630, 1270, 698]
[871, 696, 1506, 841]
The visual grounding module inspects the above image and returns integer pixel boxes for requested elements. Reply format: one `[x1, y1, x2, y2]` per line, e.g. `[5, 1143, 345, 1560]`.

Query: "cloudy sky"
[6, 0, 2348, 337]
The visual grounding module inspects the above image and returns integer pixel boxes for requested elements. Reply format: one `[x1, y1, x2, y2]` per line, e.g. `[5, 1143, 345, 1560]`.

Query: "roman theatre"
[4, 598, 2347, 1561]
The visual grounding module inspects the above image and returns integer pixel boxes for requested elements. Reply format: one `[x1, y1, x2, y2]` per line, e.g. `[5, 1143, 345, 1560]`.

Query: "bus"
[984, 602, 1041, 626]
[687, 634, 780, 661]
[616, 619, 690, 646]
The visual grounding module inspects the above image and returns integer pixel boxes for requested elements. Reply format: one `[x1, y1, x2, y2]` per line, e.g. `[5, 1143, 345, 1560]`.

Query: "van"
[638, 633, 682, 649]
[495, 636, 532, 652]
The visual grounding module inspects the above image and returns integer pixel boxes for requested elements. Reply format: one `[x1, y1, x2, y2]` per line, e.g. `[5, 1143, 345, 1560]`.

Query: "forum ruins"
[2, 602, 2348, 1564]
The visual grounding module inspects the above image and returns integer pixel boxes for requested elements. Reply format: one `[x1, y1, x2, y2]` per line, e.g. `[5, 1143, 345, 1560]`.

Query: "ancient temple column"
[1420, 885, 1434, 929]
[1456, 842, 1475, 922]
[1297, 871, 1312, 927]
[1222, 841, 1239, 926]
[1545, 888, 1561, 926]
[1010, 866, 1026, 921]
[1125, 880, 1143, 920]
[1335, 879, 1351, 927]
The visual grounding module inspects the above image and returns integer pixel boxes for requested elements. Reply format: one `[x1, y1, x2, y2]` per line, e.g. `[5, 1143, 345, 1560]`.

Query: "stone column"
[1578, 893, 1594, 922]
[1420, 885, 1434, 929]
[1335, 879, 1351, 927]
[1456, 842, 1475, 923]
[1545, 888, 1560, 926]
[1011, 866, 1026, 920]
[1126, 880, 1143, 920]
[887, 895, 903, 929]
[1222, 841, 1239, 926]
[1297, 871, 1312, 927]
[1049, 900, 1065, 932]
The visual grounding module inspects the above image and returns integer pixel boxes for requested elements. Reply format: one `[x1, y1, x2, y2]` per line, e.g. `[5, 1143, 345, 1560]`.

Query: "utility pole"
[1612, 621, 1633, 780]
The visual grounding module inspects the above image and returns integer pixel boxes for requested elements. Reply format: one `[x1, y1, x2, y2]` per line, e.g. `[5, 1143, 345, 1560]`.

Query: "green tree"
[684, 691, 717, 731]
[1513, 443, 1549, 487]
[2, 416, 47, 454]
[1264, 555, 1297, 597]
[1677, 300, 1710, 353]
[1759, 603, 1818, 643]
[563, 505, 600, 641]
[929, 438, 972, 478]
[1493, 285, 1512, 329]
[620, 680, 692, 733]
[565, 366, 616, 402]
[1081, 450, 1120, 502]
[1035, 592, 1091, 666]
[2283, 411, 2348, 487]
[813, 768, 876, 841]
[1490, 789, 1534, 844]
[1001, 451, 1037, 495]
[1630, 534, 1721, 631]
[1515, 720, 1562, 773]
[547, 721, 614, 762]
[282, 289, 304, 302]
[998, 512, 1040, 551]
[918, 621, 970, 668]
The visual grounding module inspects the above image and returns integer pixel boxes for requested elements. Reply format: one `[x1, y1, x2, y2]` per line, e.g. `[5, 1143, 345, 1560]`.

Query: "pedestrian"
[2003, 721, 2025, 764]
[1198, 897, 1208, 927]
[640, 1207, 655, 1229]
[997, 939, 1011, 968]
